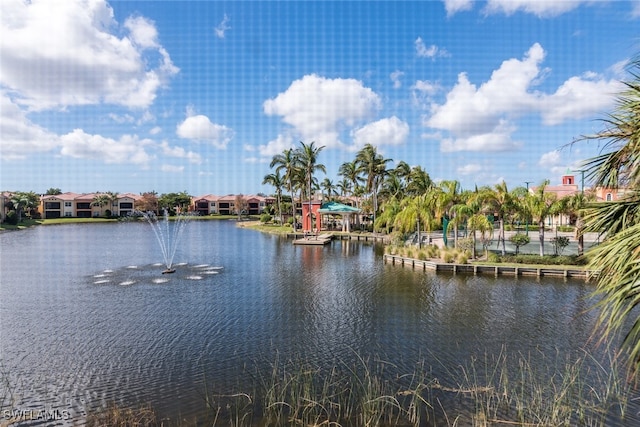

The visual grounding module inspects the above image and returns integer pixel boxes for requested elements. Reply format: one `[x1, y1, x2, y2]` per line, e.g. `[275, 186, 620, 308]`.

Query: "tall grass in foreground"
[191, 350, 632, 427]
[10, 350, 633, 426]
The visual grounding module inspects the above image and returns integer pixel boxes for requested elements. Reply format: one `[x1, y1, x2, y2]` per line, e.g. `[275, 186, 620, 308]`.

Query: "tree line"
[263, 141, 592, 258]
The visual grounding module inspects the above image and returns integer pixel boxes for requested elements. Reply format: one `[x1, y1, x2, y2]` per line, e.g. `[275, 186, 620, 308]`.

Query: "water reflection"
[0, 222, 637, 425]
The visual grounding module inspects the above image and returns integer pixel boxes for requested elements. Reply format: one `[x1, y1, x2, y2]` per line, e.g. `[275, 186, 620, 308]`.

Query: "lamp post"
[572, 169, 586, 194]
[524, 181, 532, 236]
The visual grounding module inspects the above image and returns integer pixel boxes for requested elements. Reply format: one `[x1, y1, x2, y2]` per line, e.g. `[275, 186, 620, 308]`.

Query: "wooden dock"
[293, 233, 334, 245]
[383, 254, 599, 281]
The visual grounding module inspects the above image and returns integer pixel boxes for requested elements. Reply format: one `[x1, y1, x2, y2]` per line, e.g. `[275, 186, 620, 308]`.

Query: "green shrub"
[5, 210, 18, 225]
[487, 252, 501, 263]
[260, 213, 272, 224]
[443, 252, 455, 263]
[406, 249, 414, 259]
[500, 254, 587, 266]
[509, 233, 530, 255]
[557, 225, 574, 232]
[550, 236, 570, 255]
[457, 238, 474, 253]
[456, 254, 468, 264]
[417, 250, 427, 261]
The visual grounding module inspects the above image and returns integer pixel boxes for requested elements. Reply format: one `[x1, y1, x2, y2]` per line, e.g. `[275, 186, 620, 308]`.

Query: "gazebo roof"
[318, 201, 361, 214]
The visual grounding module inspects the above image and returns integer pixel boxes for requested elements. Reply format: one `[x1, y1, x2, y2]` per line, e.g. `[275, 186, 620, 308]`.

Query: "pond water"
[0, 221, 637, 425]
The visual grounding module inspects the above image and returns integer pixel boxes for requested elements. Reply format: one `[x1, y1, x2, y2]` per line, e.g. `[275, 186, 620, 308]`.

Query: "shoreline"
[383, 253, 599, 281]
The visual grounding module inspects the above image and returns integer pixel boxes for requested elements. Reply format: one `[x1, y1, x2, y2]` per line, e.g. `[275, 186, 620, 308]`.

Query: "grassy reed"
[2, 351, 634, 427]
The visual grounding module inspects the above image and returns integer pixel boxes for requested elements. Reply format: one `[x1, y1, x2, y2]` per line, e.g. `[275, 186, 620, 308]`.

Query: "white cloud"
[538, 150, 562, 167]
[244, 157, 268, 164]
[483, 0, 585, 17]
[413, 80, 441, 96]
[125, 15, 159, 48]
[109, 113, 135, 124]
[160, 141, 202, 164]
[412, 80, 442, 109]
[442, 0, 474, 16]
[263, 74, 382, 148]
[457, 163, 483, 176]
[350, 117, 410, 150]
[160, 164, 184, 173]
[440, 120, 522, 152]
[247, 134, 295, 159]
[425, 43, 619, 152]
[59, 129, 152, 165]
[415, 37, 449, 60]
[0, 93, 59, 160]
[390, 70, 404, 89]
[176, 114, 235, 149]
[214, 14, 231, 39]
[149, 126, 162, 135]
[632, 1, 640, 18]
[539, 74, 623, 125]
[0, 0, 178, 110]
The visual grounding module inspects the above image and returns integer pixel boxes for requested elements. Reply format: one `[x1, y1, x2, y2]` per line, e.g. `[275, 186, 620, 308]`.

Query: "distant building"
[40, 192, 141, 218]
[191, 194, 274, 216]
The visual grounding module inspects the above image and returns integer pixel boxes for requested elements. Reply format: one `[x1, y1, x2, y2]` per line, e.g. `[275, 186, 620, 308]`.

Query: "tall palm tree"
[435, 180, 462, 247]
[296, 141, 326, 230]
[374, 196, 402, 234]
[525, 181, 564, 256]
[270, 148, 299, 226]
[481, 181, 514, 256]
[394, 194, 433, 248]
[262, 170, 285, 225]
[337, 178, 352, 199]
[406, 165, 432, 196]
[320, 178, 337, 200]
[355, 143, 391, 227]
[380, 171, 404, 201]
[338, 160, 363, 224]
[579, 55, 640, 375]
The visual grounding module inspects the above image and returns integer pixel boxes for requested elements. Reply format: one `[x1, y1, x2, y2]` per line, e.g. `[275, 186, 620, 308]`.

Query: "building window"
[64, 201, 72, 207]
[210, 202, 216, 207]
[606, 193, 613, 201]
[65, 212, 72, 217]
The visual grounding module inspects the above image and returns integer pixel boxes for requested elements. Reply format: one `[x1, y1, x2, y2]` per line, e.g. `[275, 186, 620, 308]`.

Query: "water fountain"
[139, 209, 193, 274]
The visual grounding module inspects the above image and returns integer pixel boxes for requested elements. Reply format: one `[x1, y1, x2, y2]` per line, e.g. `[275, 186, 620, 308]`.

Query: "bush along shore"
[383, 243, 599, 280]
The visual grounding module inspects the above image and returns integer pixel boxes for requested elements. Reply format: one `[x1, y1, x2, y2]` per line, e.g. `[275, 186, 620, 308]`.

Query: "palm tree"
[339, 159, 363, 223]
[92, 193, 112, 217]
[320, 178, 337, 201]
[355, 143, 391, 228]
[337, 178, 352, 199]
[380, 171, 404, 201]
[481, 181, 514, 256]
[296, 141, 326, 230]
[9, 191, 39, 223]
[563, 190, 596, 256]
[406, 165, 432, 196]
[270, 148, 298, 226]
[525, 181, 564, 256]
[467, 213, 494, 259]
[394, 194, 433, 248]
[263, 170, 285, 225]
[578, 55, 640, 375]
[374, 196, 402, 234]
[435, 180, 462, 247]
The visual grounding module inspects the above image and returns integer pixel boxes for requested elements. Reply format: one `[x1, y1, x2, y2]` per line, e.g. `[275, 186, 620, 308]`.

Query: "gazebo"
[318, 201, 361, 232]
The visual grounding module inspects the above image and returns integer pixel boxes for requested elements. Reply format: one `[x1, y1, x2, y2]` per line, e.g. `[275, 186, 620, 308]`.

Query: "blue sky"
[1, 0, 639, 196]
